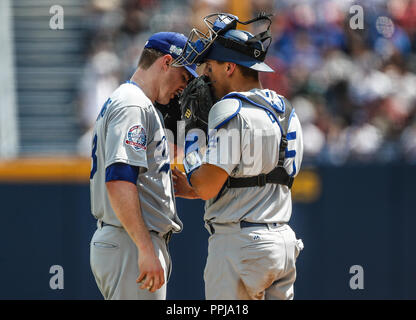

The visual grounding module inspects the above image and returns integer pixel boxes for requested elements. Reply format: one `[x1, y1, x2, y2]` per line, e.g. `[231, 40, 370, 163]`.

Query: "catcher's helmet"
[172, 13, 274, 72]
[203, 29, 274, 72]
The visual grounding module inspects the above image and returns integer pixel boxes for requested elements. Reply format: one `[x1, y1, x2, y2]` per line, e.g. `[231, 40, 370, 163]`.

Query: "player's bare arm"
[173, 164, 228, 201]
[191, 164, 229, 200]
[106, 180, 164, 292]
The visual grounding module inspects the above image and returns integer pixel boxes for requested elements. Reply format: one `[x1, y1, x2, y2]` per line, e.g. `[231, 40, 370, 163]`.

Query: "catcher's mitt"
[179, 75, 216, 134]
[155, 95, 182, 145]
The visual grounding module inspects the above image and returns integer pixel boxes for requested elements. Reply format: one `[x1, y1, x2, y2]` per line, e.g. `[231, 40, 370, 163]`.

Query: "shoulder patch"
[125, 125, 147, 151]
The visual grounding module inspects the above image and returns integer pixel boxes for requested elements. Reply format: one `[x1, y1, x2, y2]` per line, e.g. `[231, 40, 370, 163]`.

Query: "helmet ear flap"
[246, 29, 272, 55]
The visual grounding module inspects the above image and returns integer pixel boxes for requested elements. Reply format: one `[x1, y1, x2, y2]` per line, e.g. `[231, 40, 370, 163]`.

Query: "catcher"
[172, 13, 304, 300]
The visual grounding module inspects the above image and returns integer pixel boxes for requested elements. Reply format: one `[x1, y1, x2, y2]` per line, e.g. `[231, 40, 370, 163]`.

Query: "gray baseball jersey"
[202, 88, 303, 224]
[89, 82, 183, 235]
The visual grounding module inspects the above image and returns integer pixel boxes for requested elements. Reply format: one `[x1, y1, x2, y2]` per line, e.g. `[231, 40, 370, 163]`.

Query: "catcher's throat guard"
[171, 12, 273, 70]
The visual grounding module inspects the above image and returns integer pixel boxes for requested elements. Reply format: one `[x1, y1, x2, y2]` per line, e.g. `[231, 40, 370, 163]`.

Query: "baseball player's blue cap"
[144, 32, 199, 78]
[203, 29, 274, 73]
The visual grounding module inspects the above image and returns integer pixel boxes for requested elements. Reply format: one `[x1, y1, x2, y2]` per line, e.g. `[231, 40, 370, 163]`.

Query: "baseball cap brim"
[239, 60, 274, 72]
[184, 65, 199, 78]
[204, 41, 275, 73]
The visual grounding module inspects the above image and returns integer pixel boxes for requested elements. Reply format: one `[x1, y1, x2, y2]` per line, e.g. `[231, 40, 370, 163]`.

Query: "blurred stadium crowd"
[76, 0, 416, 165]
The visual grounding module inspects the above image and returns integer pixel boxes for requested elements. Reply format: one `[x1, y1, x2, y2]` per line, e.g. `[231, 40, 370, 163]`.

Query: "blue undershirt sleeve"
[105, 162, 140, 184]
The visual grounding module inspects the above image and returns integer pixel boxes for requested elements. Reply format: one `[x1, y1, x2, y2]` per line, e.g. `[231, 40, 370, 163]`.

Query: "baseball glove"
[155, 95, 182, 145]
[179, 75, 216, 134]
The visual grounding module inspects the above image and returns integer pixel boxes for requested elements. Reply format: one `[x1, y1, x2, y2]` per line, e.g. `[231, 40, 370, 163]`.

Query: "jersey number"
[90, 134, 98, 179]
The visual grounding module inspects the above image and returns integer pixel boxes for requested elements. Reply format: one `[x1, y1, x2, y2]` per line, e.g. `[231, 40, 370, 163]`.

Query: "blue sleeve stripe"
[288, 108, 296, 127]
[285, 150, 296, 158]
[287, 131, 296, 140]
[290, 161, 297, 177]
[105, 163, 139, 184]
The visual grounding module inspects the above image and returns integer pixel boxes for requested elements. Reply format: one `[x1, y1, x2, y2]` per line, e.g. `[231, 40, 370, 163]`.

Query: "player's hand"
[172, 166, 200, 199]
[136, 248, 164, 293]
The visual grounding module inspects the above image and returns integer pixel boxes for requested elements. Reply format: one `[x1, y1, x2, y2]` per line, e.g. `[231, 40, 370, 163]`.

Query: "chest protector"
[220, 91, 295, 189]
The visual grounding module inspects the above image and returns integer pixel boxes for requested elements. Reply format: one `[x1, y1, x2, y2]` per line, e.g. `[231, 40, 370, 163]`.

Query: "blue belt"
[240, 221, 270, 229]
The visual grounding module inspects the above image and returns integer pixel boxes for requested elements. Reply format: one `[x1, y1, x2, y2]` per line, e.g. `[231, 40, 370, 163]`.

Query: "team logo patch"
[125, 125, 147, 151]
[169, 45, 183, 56]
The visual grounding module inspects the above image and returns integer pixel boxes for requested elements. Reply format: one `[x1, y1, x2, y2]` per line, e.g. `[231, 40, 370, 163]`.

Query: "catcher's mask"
[172, 12, 274, 72]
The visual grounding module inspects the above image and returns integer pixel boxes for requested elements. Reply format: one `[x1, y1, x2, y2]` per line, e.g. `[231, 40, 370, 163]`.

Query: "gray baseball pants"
[90, 221, 171, 300]
[204, 222, 303, 300]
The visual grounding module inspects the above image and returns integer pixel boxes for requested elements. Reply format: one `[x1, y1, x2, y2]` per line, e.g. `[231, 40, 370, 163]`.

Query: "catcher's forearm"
[190, 164, 229, 201]
[176, 188, 200, 199]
